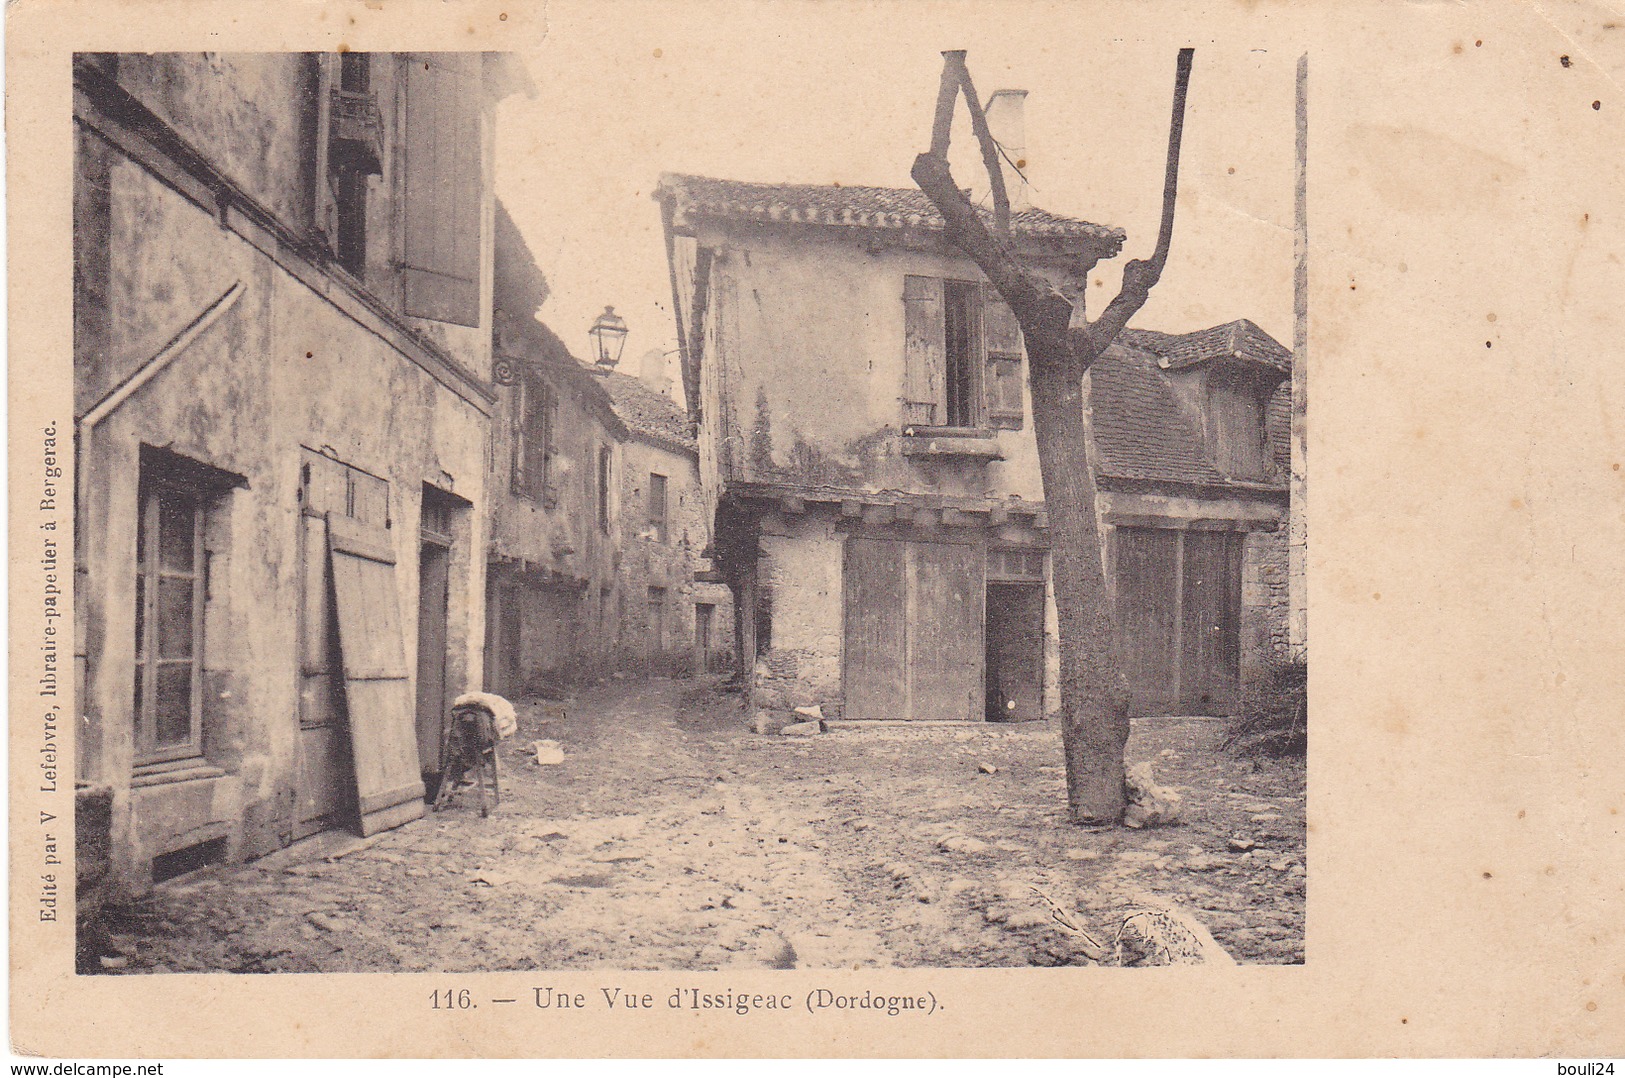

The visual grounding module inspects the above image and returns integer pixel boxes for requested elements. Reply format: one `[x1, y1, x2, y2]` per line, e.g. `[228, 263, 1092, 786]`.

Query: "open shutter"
[541, 382, 560, 508]
[401, 54, 481, 327]
[328, 514, 426, 836]
[984, 286, 1025, 429]
[902, 275, 945, 426]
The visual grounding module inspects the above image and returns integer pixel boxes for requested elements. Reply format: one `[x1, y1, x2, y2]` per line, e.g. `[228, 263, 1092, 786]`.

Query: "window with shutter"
[903, 276, 1001, 430]
[511, 371, 556, 506]
[401, 54, 481, 327]
[984, 287, 1025, 429]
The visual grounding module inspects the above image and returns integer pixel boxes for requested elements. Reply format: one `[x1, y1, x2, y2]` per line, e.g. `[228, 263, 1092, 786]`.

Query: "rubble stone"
[1122, 762, 1182, 829]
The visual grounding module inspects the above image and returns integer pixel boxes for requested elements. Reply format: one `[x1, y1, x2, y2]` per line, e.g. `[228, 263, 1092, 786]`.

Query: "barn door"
[328, 514, 426, 836]
[908, 540, 983, 721]
[1179, 531, 1243, 714]
[843, 536, 982, 721]
[1114, 526, 1180, 715]
[842, 538, 907, 720]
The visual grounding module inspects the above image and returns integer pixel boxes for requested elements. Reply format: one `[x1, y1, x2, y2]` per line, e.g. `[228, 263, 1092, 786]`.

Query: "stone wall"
[1243, 527, 1293, 680]
[752, 510, 844, 714]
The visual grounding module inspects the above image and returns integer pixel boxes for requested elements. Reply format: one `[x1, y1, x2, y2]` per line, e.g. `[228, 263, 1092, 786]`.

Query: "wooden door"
[295, 508, 354, 839]
[415, 540, 451, 775]
[843, 536, 982, 720]
[842, 538, 908, 719]
[1179, 530, 1243, 714]
[908, 540, 983, 721]
[328, 515, 426, 836]
[1114, 526, 1181, 715]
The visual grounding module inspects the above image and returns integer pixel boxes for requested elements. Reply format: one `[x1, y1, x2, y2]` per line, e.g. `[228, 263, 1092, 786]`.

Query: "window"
[904, 276, 1025, 430]
[511, 371, 557, 505]
[321, 52, 382, 278]
[647, 472, 668, 543]
[597, 446, 612, 533]
[988, 546, 1047, 581]
[134, 478, 207, 765]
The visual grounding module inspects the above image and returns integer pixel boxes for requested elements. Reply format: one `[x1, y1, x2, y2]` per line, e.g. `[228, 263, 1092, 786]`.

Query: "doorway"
[984, 582, 1045, 723]
[416, 488, 457, 793]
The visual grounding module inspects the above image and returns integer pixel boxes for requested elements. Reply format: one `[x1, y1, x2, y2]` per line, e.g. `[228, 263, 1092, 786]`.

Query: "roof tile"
[657, 172, 1124, 248]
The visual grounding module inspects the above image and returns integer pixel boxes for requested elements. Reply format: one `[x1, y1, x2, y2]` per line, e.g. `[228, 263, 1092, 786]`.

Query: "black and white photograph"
[68, 32, 1306, 977]
[13, 0, 1625, 1061]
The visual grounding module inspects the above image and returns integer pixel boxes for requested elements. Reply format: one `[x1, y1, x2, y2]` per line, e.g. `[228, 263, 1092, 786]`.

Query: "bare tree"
[911, 49, 1193, 825]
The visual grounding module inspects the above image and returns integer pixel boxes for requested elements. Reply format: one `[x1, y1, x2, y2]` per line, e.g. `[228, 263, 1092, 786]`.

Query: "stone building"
[655, 154, 1291, 722]
[594, 353, 735, 675]
[73, 52, 526, 898]
[484, 202, 631, 697]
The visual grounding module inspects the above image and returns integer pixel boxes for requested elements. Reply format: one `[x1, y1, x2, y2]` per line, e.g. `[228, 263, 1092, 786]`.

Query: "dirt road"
[85, 678, 1305, 973]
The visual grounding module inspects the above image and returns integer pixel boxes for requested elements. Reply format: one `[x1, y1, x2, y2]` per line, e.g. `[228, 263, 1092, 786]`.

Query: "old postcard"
[8, 0, 1623, 1059]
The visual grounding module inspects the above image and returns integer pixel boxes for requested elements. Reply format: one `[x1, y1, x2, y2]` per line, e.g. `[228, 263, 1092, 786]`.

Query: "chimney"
[975, 89, 1030, 212]
[639, 347, 673, 397]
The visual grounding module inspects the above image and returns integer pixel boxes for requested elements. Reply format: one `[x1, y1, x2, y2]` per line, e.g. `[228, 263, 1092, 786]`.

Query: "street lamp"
[589, 305, 628, 370]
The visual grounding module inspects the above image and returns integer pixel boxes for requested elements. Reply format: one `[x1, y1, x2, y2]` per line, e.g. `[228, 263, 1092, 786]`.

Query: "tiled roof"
[657, 172, 1124, 248]
[595, 369, 695, 454]
[1089, 325, 1292, 490]
[1122, 319, 1290, 374]
[1090, 336, 1227, 487]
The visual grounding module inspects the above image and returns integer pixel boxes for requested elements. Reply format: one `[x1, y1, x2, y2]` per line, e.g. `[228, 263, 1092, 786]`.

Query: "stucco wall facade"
[74, 54, 500, 899]
[692, 226, 1081, 503]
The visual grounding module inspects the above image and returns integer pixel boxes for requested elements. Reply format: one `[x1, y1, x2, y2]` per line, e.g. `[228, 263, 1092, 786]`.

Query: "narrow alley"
[84, 679, 1305, 973]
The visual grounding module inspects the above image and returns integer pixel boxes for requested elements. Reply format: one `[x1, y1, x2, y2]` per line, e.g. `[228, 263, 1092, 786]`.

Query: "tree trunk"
[1027, 349, 1130, 824]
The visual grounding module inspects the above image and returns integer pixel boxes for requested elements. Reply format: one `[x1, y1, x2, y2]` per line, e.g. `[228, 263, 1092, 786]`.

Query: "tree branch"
[951, 57, 1010, 235]
[1079, 47, 1194, 358]
[928, 51, 962, 158]
[911, 151, 1071, 355]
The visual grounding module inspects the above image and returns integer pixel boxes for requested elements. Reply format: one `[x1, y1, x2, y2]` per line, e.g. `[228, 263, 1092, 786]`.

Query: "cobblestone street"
[85, 678, 1306, 973]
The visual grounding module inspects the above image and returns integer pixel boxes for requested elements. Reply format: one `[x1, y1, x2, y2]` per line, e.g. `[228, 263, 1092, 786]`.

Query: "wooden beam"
[840, 499, 864, 519]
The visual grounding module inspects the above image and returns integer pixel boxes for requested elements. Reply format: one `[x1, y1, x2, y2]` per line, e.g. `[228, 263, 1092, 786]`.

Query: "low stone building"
[594, 355, 734, 675]
[1091, 321, 1292, 715]
[73, 52, 526, 898]
[484, 202, 630, 697]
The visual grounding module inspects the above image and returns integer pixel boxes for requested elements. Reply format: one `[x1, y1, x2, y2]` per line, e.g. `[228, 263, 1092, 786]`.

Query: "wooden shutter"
[842, 538, 908, 719]
[902, 275, 945, 426]
[984, 288, 1025, 429]
[327, 514, 426, 836]
[541, 383, 560, 508]
[1209, 381, 1265, 480]
[401, 54, 481, 327]
[907, 540, 984, 721]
